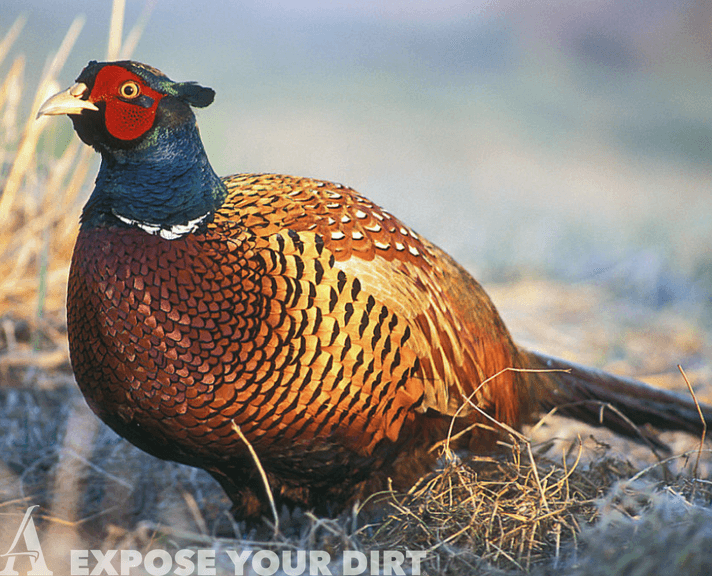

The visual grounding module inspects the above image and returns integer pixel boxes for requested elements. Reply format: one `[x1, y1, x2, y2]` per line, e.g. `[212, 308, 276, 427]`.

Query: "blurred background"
[3, 0, 711, 312]
[0, 2, 711, 565]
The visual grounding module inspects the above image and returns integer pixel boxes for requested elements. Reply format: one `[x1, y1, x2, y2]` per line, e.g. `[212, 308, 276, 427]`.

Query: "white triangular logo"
[0, 506, 53, 575]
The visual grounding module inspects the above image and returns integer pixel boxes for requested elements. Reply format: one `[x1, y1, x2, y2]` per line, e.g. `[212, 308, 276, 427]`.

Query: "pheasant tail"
[525, 349, 709, 446]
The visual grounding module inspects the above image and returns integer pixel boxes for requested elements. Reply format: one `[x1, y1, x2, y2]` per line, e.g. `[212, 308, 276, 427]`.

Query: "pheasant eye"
[119, 80, 141, 99]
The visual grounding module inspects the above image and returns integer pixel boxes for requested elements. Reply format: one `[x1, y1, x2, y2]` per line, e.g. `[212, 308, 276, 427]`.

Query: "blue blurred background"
[4, 0, 712, 322]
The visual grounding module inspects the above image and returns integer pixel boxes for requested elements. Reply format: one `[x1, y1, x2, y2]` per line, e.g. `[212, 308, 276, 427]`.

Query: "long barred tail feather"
[524, 349, 710, 448]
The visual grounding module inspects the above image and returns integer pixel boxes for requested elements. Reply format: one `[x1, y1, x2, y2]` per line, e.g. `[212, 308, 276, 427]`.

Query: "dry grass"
[0, 0, 152, 330]
[1, 4, 712, 575]
[362, 446, 601, 574]
[356, 434, 712, 574]
[0, 16, 87, 321]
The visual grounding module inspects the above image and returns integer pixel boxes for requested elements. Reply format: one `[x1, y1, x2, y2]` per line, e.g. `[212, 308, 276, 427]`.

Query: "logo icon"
[0, 506, 53, 575]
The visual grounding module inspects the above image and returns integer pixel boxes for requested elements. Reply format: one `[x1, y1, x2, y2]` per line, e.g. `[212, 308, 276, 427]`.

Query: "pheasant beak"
[36, 82, 99, 118]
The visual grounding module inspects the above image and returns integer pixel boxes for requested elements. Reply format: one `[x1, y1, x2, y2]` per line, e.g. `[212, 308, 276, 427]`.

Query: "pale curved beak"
[36, 82, 99, 118]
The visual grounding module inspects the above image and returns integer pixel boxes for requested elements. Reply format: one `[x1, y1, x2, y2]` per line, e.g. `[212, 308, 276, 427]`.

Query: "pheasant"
[38, 60, 711, 519]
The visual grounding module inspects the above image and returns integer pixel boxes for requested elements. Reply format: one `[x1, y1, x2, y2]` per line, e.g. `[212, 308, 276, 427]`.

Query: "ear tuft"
[173, 82, 215, 108]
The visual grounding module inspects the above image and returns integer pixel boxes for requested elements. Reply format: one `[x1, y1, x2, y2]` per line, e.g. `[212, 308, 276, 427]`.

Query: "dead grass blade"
[678, 364, 706, 478]
[231, 420, 280, 537]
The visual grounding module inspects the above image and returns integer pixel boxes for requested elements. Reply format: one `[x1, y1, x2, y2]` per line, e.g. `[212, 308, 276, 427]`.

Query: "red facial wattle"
[89, 65, 164, 141]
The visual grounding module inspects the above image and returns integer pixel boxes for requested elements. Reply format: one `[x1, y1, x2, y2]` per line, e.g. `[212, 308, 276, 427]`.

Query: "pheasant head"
[38, 61, 226, 238]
